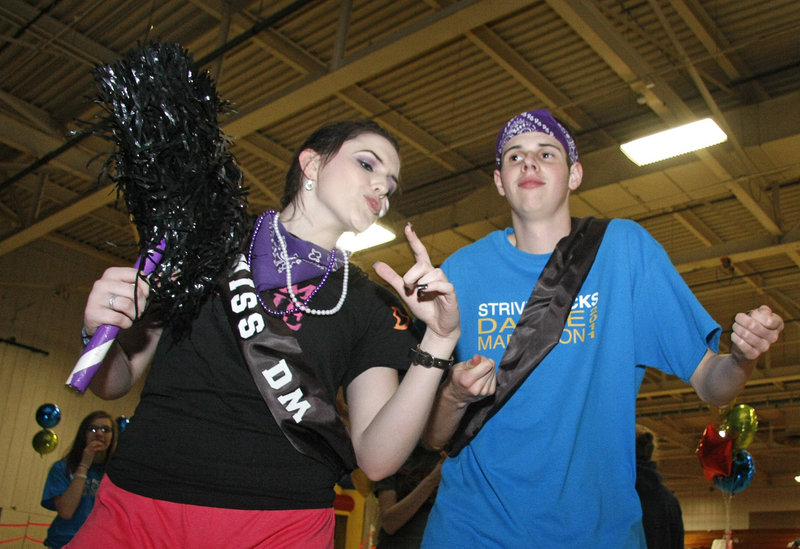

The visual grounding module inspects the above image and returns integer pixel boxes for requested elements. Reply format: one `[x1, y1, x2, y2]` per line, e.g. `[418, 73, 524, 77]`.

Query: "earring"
[304, 178, 314, 191]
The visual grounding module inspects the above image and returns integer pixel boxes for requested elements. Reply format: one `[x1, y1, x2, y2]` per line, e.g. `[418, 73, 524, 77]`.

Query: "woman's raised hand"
[373, 224, 459, 343]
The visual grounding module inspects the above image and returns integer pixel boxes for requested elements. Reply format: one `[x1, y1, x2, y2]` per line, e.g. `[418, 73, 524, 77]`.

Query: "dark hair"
[64, 410, 117, 473]
[635, 426, 655, 462]
[281, 119, 400, 209]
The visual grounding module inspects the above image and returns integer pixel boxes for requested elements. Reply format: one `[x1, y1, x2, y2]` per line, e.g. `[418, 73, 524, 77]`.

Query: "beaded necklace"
[247, 211, 349, 316]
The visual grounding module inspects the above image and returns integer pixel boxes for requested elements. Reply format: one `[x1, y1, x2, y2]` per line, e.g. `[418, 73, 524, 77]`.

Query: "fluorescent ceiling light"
[620, 118, 727, 166]
[337, 223, 395, 252]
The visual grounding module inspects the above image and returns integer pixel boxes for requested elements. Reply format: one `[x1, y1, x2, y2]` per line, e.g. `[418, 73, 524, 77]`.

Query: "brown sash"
[448, 217, 610, 456]
[220, 254, 357, 475]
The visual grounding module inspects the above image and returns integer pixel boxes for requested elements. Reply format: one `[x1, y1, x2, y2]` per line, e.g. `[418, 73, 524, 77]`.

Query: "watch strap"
[408, 345, 454, 370]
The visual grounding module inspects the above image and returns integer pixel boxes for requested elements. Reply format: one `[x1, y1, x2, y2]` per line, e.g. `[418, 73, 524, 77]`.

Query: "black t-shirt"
[108, 268, 419, 510]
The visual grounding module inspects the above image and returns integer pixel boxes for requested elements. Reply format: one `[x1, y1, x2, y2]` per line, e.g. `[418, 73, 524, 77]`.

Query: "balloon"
[32, 429, 59, 456]
[116, 416, 130, 433]
[713, 450, 755, 494]
[696, 423, 733, 481]
[723, 404, 758, 450]
[35, 403, 61, 429]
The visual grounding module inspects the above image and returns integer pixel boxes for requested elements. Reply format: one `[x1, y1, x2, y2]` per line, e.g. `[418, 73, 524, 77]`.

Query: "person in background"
[41, 411, 116, 549]
[636, 425, 684, 549]
[375, 446, 444, 548]
[421, 109, 784, 548]
[635, 425, 684, 549]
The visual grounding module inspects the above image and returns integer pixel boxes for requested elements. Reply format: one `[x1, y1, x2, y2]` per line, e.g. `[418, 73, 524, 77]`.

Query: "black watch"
[408, 345, 454, 370]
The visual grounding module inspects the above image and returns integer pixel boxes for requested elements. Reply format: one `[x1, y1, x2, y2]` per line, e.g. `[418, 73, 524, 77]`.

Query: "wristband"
[81, 327, 91, 347]
[409, 345, 454, 370]
[74, 473, 87, 479]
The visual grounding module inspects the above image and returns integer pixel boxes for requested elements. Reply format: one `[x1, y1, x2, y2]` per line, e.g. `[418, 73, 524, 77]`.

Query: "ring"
[416, 284, 428, 298]
[109, 294, 117, 309]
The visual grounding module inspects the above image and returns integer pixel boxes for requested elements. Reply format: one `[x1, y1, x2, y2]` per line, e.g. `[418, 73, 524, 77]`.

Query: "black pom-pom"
[92, 42, 249, 338]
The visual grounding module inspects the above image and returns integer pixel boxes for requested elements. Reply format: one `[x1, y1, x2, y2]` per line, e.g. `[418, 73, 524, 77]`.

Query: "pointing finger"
[405, 223, 432, 266]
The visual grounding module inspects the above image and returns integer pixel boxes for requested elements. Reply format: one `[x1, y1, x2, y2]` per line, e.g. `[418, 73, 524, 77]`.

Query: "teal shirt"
[41, 460, 104, 549]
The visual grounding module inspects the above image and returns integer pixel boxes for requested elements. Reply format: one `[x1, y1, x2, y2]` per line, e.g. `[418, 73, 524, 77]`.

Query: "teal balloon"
[32, 429, 59, 456]
[116, 416, 130, 433]
[35, 403, 61, 429]
[723, 404, 757, 450]
[713, 450, 755, 495]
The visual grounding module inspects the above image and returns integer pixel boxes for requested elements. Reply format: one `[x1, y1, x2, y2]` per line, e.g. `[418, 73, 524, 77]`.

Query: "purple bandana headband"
[495, 109, 578, 168]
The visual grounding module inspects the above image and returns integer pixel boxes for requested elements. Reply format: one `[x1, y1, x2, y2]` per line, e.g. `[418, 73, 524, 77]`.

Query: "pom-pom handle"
[66, 241, 165, 392]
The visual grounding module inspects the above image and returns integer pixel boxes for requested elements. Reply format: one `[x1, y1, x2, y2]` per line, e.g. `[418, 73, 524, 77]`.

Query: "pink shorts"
[66, 476, 334, 549]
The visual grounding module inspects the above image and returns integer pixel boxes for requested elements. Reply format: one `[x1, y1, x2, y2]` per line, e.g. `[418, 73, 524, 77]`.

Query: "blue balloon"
[35, 403, 61, 429]
[116, 416, 130, 433]
[713, 450, 755, 495]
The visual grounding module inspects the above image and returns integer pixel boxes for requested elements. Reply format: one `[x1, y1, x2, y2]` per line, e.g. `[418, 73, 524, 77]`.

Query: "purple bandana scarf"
[495, 109, 578, 168]
[249, 210, 345, 293]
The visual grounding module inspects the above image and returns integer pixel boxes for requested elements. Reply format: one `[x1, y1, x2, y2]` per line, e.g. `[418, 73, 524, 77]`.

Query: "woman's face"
[307, 132, 400, 236]
[85, 417, 114, 452]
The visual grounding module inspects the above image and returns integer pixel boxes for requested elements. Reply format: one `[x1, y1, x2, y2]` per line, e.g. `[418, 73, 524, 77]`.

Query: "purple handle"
[66, 241, 165, 392]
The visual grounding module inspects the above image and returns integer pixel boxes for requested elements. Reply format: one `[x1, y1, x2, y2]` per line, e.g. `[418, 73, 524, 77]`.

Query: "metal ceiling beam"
[4, 0, 524, 258]
[195, 0, 490, 184]
[336, 86, 488, 187]
[668, 0, 768, 102]
[547, 0, 782, 237]
[0, 183, 115, 257]
[0, 113, 103, 182]
[43, 232, 128, 268]
[0, 89, 62, 138]
[222, 0, 538, 136]
[649, 0, 781, 236]
[234, 134, 292, 171]
[545, 0, 689, 121]
[670, 230, 800, 273]
[672, 211, 720, 247]
[673, 211, 799, 319]
[5, 0, 118, 64]
[465, 25, 616, 147]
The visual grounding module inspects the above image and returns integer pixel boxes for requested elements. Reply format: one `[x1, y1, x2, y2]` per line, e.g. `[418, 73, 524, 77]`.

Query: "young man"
[421, 109, 784, 548]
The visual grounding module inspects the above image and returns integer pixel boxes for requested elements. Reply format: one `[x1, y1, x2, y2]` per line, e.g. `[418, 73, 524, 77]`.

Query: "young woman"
[41, 411, 116, 549]
[68, 120, 460, 548]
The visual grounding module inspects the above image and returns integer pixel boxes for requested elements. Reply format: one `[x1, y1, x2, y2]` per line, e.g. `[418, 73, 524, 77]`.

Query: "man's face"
[493, 131, 582, 220]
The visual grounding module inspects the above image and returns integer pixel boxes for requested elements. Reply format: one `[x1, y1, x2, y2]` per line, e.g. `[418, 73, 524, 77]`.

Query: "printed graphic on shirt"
[392, 306, 411, 330]
[476, 291, 599, 352]
[86, 476, 101, 497]
[270, 283, 317, 331]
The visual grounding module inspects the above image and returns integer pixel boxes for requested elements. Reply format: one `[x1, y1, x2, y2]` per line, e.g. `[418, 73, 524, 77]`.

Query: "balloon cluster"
[32, 403, 61, 456]
[696, 404, 758, 495]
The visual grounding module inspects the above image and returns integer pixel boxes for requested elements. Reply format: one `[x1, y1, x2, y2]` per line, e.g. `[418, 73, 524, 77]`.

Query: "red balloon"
[696, 423, 733, 481]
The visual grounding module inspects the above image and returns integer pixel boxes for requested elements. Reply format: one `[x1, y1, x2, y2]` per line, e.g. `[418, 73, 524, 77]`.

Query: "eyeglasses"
[87, 425, 111, 434]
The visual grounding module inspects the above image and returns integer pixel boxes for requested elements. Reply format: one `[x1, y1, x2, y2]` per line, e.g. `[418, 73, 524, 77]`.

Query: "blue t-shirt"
[41, 460, 104, 549]
[423, 219, 720, 549]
